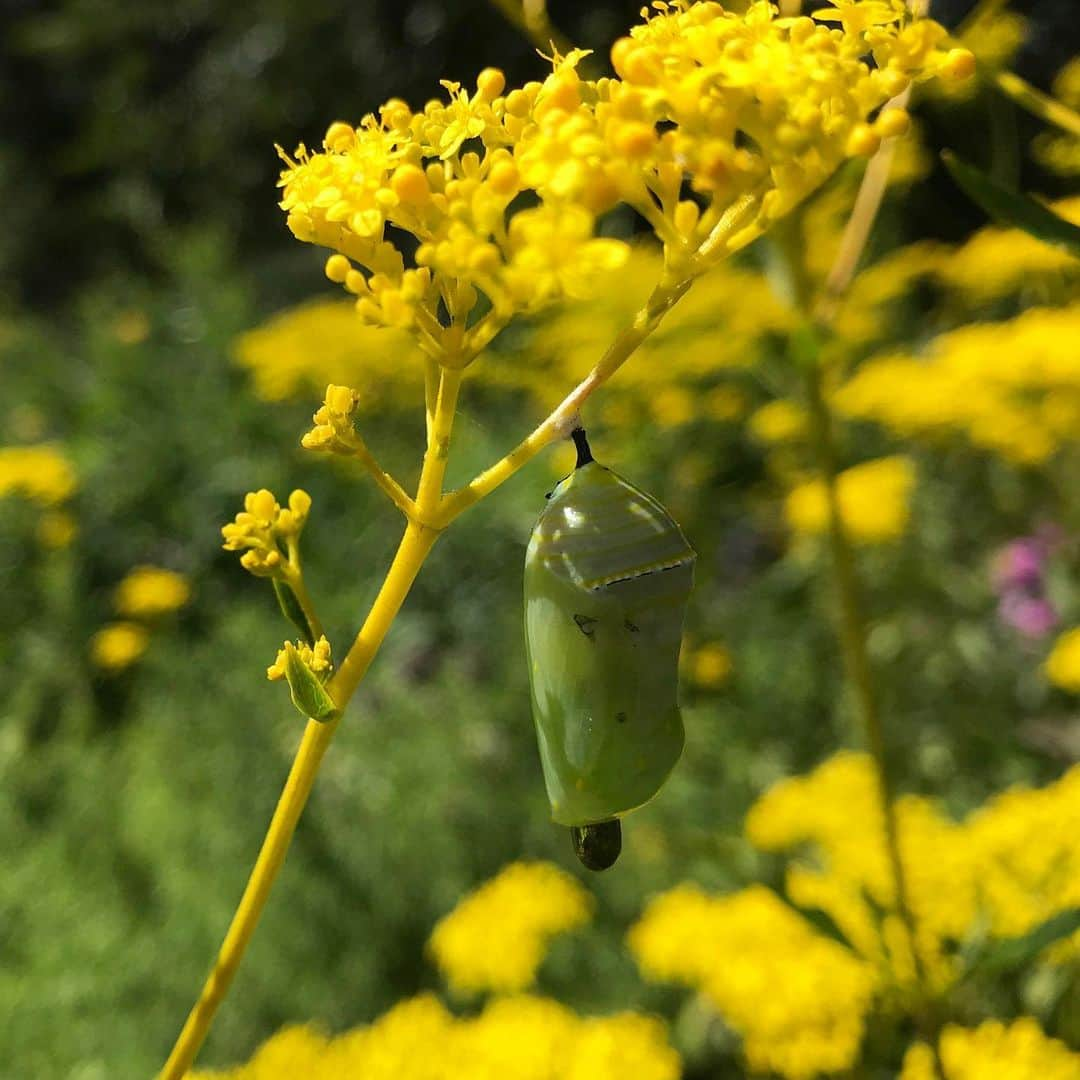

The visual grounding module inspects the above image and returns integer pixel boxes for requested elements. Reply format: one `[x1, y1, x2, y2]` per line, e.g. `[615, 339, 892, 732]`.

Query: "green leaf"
[942, 151, 1080, 258]
[281, 642, 339, 723]
[966, 907, 1080, 978]
[273, 578, 315, 646]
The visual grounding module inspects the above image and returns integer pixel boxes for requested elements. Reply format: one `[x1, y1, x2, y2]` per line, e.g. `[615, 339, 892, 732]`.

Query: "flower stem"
[159, 520, 439, 1080]
[801, 360, 926, 987]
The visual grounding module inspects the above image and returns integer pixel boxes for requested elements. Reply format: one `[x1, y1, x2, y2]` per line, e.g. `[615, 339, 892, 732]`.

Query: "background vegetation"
[2, 1, 1079, 1077]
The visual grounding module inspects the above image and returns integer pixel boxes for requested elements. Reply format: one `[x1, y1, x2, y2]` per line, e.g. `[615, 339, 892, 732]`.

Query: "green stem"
[801, 357, 927, 991]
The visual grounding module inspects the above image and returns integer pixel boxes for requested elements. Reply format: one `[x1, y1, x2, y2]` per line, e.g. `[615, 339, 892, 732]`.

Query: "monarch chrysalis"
[524, 429, 695, 870]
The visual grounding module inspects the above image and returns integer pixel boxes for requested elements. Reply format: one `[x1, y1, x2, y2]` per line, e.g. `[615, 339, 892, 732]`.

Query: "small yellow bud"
[875, 108, 910, 140]
[943, 48, 976, 80]
[300, 426, 334, 450]
[504, 88, 532, 117]
[476, 67, 505, 101]
[880, 67, 910, 98]
[391, 163, 430, 204]
[344, 269, 368, 295]
[246, 489, 279, 524]
[323, 121, 355, 152]
[613, 121, 656, 159]
[325, 384, 358, 415]
[325, 254, 351, 283]
[487, 159, 519, 196]
[380, 98, 412, 130]
[846, 123, 880, 157]
[619, 46, 659, 85]
[540, 75, 580, 114]
[610, 37, 635, 77]
[673, 200, 700, 237]
[289, 489, 312, 520]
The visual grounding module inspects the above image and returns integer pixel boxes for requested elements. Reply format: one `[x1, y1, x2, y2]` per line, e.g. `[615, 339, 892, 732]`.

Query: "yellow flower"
[686, 641, 732, 689]
[629, 882, 875, 1080]
[748, 400, 808, 444]
[0, 444, 77, 506]
[935, 197, 1080, 300]
[37, 510, 77, 549]
[900, 1018, 1080, 1080]
[111, 309, 150, 346]
[276, 1, 965, 374]
[267, 636, 333, 683]
[784, 456, 915, 544]
[428, 861, 593, 994]
[90, 622, 149, 672]
[221, 489, 312, 578]
[836, 305, 1080, 464]
[192, 993, 680, 1080]
[113, 565, 190, 618]
[1045, 628, 1080, 693]
[233, 299, 424, 404]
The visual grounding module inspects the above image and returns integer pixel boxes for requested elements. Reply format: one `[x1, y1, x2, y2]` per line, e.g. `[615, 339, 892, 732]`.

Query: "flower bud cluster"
[267, 635, 333, 683]
[221, 489, 312, 578]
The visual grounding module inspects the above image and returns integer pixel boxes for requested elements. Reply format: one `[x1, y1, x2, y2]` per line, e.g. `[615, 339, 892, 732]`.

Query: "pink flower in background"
[992, 528, 1063, 640]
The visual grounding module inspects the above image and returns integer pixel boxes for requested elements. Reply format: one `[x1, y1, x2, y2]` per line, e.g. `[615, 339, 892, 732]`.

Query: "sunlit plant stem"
[159, 198, 762, 1080]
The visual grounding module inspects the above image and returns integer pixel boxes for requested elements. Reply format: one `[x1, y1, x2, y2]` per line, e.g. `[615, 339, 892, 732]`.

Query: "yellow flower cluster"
[221, 488, 312, 578]
[899, 1018, 1080, 1080]
[0, 443, 77, 506]
[428, 861, 593, 994]
[1033, 58, 1080, 176]
[1045, 627, 1080, 692]
[191, 992, 679, 1080]
[836, 306, 1080, 465]
[784, 456, 915, 545]
[631, 752, 1080, 1078]
[233, 299, 423, 405]
[92, 565, 191, 673]
[629, 882, 875, 1079]
[277, 1, 967, 371]
[932, 197, 1080, 301]
[113, 565, 191, 618]
[266, 635, 333, 683]
[234, 244, 792, 429]
[0, 443, 79, 549]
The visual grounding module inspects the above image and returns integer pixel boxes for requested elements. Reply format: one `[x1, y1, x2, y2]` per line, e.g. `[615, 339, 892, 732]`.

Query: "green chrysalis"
[524, 429, 695, 870]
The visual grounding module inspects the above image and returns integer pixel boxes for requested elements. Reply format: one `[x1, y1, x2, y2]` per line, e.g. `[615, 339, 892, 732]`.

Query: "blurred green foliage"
[2, 0, 1080, 1077]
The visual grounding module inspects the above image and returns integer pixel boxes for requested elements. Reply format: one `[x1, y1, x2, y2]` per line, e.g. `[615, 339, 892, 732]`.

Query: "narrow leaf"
[967, 907, 1080, 977]
[273, 579, 315, 646]
[942, 151, 1080, 258]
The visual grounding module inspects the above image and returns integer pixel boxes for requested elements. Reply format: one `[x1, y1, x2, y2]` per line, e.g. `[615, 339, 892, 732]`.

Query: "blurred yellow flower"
[428, 861, 593, 994]
[629, 882, 875, 1079]
[111, 309, 150, 346]
[900, 1018, 1080, 1080]
[748, 400, 808, 444]
[191, 992, 680, 1080]
[1045, 628, 1080, 693]
[36, 510, 77, 549]
[935, 197, 1080, 300]
[114, 565, 191, 618]
[837, 306, 1080, 465]
[785, 456, 915, 544]
[0, 444, 77, 506]
[90, 622, 149, 672]
[233, 299, 424, 405]
[686, 641, 732, 689]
